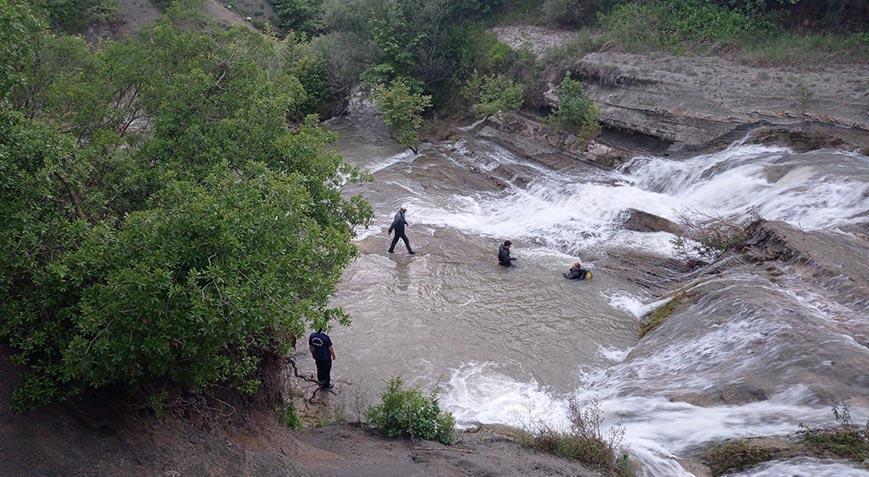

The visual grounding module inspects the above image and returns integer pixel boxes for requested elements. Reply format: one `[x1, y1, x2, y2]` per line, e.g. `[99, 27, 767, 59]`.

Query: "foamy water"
[407, 143, 869, 256]
[728, 457, 869, 477]
[440, 362, 866, 477]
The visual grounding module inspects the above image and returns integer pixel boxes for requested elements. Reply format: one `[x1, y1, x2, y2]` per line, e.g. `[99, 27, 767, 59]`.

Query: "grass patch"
[799, 402, 869, 461]
[639, 292, 684, 338]
[543, 29, 606, 66]
[598, 0, 869, 65]
[523, 399, 635, 476]
[742, 32, 869, 66]
[704, 402, 869, 476]
[800, 426, 869, 461]
[703, 440, 777, 476]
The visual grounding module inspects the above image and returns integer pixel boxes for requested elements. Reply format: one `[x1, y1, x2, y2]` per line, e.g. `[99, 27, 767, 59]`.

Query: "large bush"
[365, 377, 456, 444]
[463, 73, 524, 118]
[549, 75, 600, 143]
[0, 5, 371, 411]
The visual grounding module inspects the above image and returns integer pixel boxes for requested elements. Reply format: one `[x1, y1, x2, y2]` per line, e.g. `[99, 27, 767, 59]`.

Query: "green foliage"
[463, 73, 524, 118]
[594, 0, 869, 64]
[374, 78, 432, 148]
[0, 0, 44, 97]
[0, 5, 371, 411]
[280, 403, 303, 430]
[542, 0, 599, 26]
[549, 76, 600, 143]
[600, 0, 767, 54]
[272, 0, 323, 35]
[34, 0, 119, 31]
[321, 0, 505, 107]
[287, 41, 331, 115]
[365, 377, 456, 445]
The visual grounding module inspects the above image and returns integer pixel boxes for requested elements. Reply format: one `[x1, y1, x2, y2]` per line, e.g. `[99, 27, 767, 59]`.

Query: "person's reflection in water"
[394, 256, 411, 292]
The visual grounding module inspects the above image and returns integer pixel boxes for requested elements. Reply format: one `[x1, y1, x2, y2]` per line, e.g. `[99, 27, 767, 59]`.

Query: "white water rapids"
[327, 117, 869, 477]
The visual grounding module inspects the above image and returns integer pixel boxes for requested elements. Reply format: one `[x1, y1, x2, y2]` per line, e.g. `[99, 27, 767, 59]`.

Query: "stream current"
[324, 115, 869, 477]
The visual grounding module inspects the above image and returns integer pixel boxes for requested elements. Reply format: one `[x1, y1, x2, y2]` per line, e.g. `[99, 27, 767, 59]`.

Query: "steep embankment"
[0, 349, 599, 477]
[493, 26, 869, 149]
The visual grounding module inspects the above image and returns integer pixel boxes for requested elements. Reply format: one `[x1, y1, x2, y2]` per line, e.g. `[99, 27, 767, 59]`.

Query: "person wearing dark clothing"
[309, 329, 336, 389]
[388, 207, 415, 254]
[564, 262, 592, 280]
[498, 240, 516, 267]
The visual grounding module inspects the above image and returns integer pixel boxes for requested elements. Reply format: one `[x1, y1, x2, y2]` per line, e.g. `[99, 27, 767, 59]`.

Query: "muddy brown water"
[317, 114, 869, 476]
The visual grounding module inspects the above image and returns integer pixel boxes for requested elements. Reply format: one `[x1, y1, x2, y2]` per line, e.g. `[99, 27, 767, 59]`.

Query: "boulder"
[622, 208, 683, 235]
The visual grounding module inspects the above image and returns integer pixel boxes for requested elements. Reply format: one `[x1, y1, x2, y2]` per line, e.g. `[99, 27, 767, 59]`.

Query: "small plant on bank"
[463, 73, 525, 118]
[795, 80, 814, 111]
[799, 401, 869, 462]
[549, 75, 601, 144]
[374, 78, 432, 151]
[671, 209, 761, 265]
[280, 403, 302, 430]
[524, 398, 633, 476]
[365, 377, 455, 445]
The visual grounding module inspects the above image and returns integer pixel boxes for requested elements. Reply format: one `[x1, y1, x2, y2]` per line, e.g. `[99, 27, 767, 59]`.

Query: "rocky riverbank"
[493, 25, 869, 150]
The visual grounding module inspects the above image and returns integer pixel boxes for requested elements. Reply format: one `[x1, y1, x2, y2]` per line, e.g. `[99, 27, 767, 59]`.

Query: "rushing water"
[325, 115, 869, 476]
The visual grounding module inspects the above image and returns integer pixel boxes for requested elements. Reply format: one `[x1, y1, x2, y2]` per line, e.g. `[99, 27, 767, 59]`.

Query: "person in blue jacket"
[309, 328, 336, 389]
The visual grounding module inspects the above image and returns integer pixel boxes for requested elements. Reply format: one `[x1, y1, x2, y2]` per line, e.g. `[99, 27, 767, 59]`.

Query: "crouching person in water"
[498, 240, 516, 267]
[564, 262, 592, 280]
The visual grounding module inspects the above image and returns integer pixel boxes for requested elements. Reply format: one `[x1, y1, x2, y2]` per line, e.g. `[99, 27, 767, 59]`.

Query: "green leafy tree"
[374, 78, 431, 150]
[0, 5, 371, 411]
[550, 75, 600, 143]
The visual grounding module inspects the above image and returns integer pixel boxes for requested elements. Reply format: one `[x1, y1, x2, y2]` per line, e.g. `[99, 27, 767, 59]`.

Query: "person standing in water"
[498, 240, 516, 267]
[309, 328, 336, 389]
[388, 206, 415, 254]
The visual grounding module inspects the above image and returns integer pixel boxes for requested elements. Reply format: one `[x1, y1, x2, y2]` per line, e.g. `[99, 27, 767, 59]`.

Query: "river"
[323, 112, 869, 477]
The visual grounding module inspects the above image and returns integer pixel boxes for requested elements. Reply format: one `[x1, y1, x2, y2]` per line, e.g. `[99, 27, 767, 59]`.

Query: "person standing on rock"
[388, 206, 415, 254]
[498, 240, 516, 267]
[309, 328, 336, 390]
